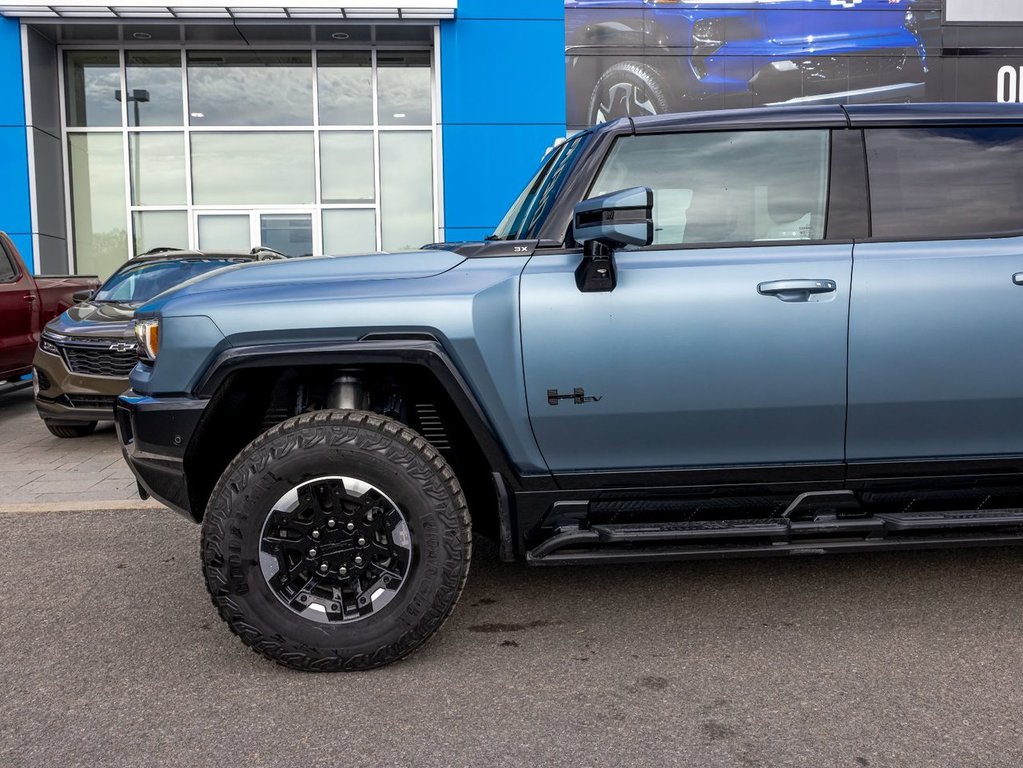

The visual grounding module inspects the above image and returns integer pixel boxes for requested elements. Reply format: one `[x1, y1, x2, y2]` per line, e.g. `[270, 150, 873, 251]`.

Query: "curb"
[0, 499, 166, 515]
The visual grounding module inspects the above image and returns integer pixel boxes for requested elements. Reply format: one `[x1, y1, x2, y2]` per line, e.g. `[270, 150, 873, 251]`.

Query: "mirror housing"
[71, 289, 94, 303]
[572, 187, 654, 293]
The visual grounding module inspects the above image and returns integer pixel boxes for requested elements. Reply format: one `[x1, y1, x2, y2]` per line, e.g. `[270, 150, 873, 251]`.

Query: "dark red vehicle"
[0, 232, 100, 384]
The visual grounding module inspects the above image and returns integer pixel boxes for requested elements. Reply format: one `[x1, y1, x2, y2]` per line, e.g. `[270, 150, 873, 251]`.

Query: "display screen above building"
[0, 0, 455, 20]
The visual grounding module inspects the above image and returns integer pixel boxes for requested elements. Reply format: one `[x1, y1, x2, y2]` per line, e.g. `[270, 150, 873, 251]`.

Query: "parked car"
[117, 103, 1023, 671]
[34, 247, 285, 438]
[566, 0, 929, 126]
[0, 232, 100, 387]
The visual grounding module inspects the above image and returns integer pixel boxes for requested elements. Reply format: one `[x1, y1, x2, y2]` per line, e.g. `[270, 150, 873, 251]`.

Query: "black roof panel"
[598, 103, 1023, 136]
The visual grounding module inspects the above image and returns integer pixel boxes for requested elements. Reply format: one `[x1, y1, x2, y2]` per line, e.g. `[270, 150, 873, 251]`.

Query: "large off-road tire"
[201, 409, 471, 671]
[45, 421, 97, 438]
[588, 60, 674, 126]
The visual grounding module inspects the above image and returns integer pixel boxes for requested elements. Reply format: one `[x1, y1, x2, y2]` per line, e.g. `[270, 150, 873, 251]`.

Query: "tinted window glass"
[590, 130, 829, 246]
[492, 134, 590, 241]
[0, 240, 15, 281]
[866, 127, 1023, 239]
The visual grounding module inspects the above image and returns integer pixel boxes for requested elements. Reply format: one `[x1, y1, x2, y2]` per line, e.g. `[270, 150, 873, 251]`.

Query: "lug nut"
[311, 530, 320, 540]
[357, 537, 366, 547]
[327, 519, 336, 528]
[354, 556, 363, 566]
[308, 548, 318, 558]
[339, 566, 348, 576]
[346, 522, 355, 532]
[319, 563, 329, 573]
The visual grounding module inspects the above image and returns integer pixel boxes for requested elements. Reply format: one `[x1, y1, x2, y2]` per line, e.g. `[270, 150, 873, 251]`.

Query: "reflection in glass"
[126, 51, 183, 126]
[187, 51, 312, 126]
[377, 52, 432, 125]
[191, 132, 315, 205]
[197, 214, 250, 251]
[590, 130, 829, 245]
[132, 210, 188, 255]
[320, 132, 374, 203]
[323, 209, 376, 255]
[129, 133, 187, 206]
[65, 51, 121, 127]
[380, 132, 433, 250]
[69, 134, 128, 278]
[317, 52, 372, 125]
[260, 214, 313, 257]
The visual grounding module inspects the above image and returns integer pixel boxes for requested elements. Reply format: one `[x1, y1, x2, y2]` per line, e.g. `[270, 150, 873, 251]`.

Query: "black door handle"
[1013, 273, 1023, 285]
[758, 279, 836, 302]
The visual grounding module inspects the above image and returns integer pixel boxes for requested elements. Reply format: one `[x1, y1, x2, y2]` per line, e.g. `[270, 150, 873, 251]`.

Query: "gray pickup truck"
[117, 103, 1023, 671]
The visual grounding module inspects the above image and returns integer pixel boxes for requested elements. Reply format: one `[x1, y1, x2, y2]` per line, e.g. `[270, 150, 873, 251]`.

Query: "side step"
[526, 508, 1023, 565]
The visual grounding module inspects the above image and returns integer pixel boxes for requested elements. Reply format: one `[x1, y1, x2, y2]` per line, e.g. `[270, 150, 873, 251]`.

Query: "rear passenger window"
[866, 127, 1023, 239]
[588, 130, 829, 246]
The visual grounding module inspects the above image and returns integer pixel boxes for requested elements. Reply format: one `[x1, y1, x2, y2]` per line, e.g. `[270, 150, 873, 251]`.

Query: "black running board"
[526, 509, 1023, 565]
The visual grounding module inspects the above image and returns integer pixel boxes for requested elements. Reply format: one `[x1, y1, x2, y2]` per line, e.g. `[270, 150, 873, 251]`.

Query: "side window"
[589, 129, 829, 246]
[0, 239, 17, 282]
[866, 127, 1023, 240]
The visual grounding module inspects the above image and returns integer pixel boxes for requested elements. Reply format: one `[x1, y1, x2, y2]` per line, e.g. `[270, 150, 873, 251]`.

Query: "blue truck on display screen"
[118, 102, 1023, 672]
[566, 0, 930, 126]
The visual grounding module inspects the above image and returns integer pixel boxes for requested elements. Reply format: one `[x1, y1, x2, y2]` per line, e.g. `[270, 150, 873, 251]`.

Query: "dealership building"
[0, 0, 566, 277]
[0, 0, 1021, 278]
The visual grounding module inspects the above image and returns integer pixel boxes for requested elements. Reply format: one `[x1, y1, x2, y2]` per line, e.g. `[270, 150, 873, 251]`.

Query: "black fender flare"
[195, 337, 554, 499]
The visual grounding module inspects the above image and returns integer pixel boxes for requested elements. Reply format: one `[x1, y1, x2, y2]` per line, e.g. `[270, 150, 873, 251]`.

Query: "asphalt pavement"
[3, 505, 1023, 768]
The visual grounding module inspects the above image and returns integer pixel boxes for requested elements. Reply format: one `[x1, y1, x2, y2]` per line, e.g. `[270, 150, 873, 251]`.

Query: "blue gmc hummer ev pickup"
[119, 103, 1023, 670]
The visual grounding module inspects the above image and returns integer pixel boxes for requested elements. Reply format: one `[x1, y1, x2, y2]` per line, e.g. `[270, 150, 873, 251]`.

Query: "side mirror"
[71, 289, 94, 303]
[572, 186, 653, 293]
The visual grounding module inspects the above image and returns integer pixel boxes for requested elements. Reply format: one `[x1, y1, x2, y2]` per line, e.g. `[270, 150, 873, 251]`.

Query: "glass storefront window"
[191, 132, 315, 205]
[68, 133, 128, 277]
[132, 211, 188, 254]
[261, 214, 314, 257]
[126, 51, 183, 127]
[323, 209, 377, 255]
[317, 52, 373, 126]
[64, 45, 437, 265]
[320, 132, 375, 203]
[129, 132, 187, 206]
[187, 52, 313, 127]
[65, 51, 121, 128]
[380, 132, 434, 251]
[197, 214, 250, 251]
[377, 52, 432, 126]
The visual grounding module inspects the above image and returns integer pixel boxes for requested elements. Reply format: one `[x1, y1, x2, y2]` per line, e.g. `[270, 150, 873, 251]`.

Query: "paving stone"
[0, 388, 141, 505]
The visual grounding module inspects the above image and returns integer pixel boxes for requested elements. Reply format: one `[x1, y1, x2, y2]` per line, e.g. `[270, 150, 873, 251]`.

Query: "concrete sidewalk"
[0, 384, 161, 510]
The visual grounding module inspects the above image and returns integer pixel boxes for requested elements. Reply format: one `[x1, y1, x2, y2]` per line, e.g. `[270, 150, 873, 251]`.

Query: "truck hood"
[149, 250, 467, 306]
[44, 300, 137, 340]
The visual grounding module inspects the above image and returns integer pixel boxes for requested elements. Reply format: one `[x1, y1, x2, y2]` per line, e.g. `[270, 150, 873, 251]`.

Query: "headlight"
[134, 319, 160, 361]
[40, 338, 60, 356]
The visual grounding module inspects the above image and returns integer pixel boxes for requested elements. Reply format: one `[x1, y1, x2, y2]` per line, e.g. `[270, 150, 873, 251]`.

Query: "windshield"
[94, 258, 248, 303]
[491, 133, 590, 241]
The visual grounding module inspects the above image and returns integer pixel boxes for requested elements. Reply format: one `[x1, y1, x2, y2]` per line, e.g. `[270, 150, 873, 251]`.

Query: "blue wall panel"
[440, 0, 566, 239]
[442, 123, 562, 230]
[0, 17, 33, 272]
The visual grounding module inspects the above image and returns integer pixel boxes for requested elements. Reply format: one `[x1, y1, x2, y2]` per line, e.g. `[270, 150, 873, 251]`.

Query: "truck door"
[520, 127, 854, 473]
[0, 236, 37, 379]
[848, 125, 1023, 462]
